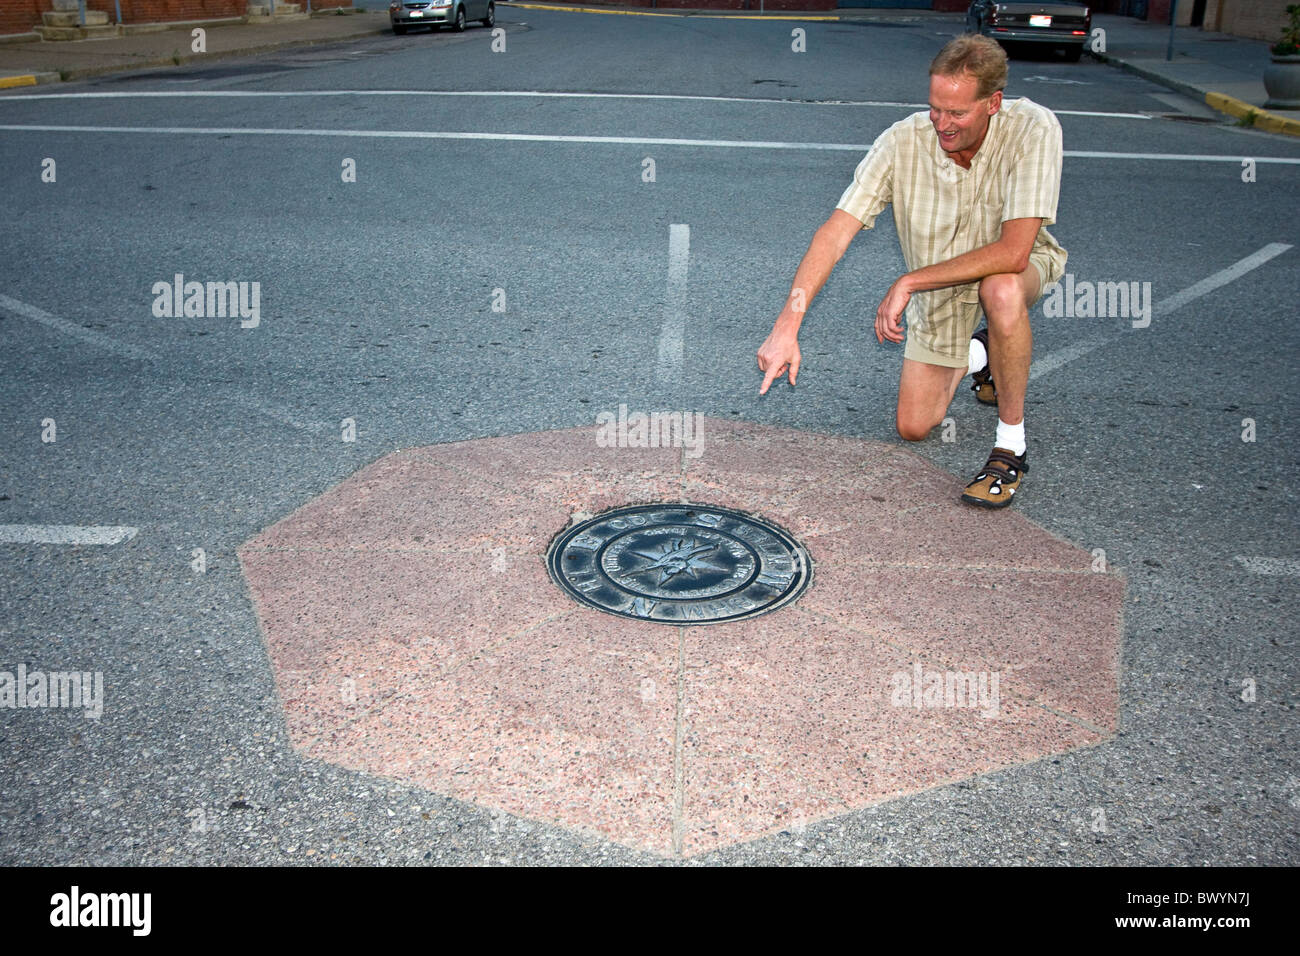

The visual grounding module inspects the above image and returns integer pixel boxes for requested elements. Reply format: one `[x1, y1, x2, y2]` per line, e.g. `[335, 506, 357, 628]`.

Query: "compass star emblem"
[623, 537, 726, 586]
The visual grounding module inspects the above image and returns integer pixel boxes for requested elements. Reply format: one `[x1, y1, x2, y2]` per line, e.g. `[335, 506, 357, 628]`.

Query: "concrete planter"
[1264, 54, 1300, 110]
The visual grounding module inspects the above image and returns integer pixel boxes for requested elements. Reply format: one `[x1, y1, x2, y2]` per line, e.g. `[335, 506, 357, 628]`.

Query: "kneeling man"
[757, 33, 1067, 508]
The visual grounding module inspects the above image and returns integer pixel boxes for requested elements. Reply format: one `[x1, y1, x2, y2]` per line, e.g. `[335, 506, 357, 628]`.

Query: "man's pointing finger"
[759, 363, 786, 395]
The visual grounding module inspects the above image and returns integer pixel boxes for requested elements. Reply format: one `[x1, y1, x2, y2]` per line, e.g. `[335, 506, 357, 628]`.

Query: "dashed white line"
[0, 525, 138, 545]
[0, 293, 330, 434]
[1234, 556, 1300, 576]
[1025, 335, 1112, 380]
[0, 293, 154, 363]
[656, 223, 691, 383]
[1029, 243, 1294, 381]
[1150, 242, 1293, 316]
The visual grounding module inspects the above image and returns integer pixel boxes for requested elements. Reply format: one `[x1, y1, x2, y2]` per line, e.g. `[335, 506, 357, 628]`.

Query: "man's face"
[928, 72, 1002, 158]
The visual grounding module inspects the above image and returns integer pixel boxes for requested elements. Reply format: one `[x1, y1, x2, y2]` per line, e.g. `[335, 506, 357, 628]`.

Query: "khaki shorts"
[903, 248, 1066, 369]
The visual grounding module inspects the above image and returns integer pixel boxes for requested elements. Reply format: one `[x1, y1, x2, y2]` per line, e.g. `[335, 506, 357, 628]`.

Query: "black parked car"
[966, 1, 1093, 61]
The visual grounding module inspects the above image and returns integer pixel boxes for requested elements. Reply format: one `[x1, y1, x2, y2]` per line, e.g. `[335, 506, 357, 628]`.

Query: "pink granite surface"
[238, 419, 1124, 857]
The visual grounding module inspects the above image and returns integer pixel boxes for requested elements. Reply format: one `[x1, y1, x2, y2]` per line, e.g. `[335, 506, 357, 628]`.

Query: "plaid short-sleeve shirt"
[836, 96, 1068, 363]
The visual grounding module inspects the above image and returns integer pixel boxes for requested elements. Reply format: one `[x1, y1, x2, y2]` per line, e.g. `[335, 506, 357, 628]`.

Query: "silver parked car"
[966, 1, 1092, 61]
[390, 0, 495, 34]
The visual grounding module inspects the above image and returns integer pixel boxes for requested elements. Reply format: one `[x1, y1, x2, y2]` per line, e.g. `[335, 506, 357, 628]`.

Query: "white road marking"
[1234, 556, 1300, 576]
[1150, 242, 1293, 316]
[1021, 75, 1090, 85]
[0, 89, 1155, 117]
[1029, 244, 1294, 380]
[1055, 110, 1153, 118]
[0, 293, 154, 363]
[1024, 335, 1112, 380]
[0, 124, 872, 150]
[1064, 150, 1300, 164]
[656, 224, 691, 383]
[0, 293, 330, 434]
[3, 125, 1295, 162]
[0, 525, 138, 545]
[0, 89, 930, 107]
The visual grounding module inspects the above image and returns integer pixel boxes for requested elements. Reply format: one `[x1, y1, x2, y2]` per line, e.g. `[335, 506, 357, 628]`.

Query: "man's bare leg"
[896, 360, 965, 441]
[894, 264, 1039, 443]
[958, 266, 1042, 506]
[979, 266, 1040, 428]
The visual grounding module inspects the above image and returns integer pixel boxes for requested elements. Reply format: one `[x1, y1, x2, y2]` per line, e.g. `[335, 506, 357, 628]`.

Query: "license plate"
[1029, 14, 1052, 26]
[409, 9, 423, 15]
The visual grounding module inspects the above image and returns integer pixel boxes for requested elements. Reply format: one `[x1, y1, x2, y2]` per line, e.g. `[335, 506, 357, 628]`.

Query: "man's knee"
[978, 273, 1027, 332]
[896, 412, 936, 442]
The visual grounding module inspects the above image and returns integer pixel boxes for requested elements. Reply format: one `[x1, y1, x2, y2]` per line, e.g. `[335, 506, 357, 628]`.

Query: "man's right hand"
[757, 327, 801, 395]
[756, 209, 862, 395]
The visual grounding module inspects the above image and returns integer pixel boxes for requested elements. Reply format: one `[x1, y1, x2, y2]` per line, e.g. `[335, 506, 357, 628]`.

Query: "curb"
[0, 72, 59, 88]
[1087, 49, 1206, 102]
[1205, 90, 1300, 137]
[13, 24, 394, 84]
[1089, 48, 1300, 138]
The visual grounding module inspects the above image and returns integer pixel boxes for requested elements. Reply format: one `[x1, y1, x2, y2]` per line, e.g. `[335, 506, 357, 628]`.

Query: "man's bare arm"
[758, 209, 863, 393]
[901, 217, 1041, 292]
[874, 217, 1042, 344]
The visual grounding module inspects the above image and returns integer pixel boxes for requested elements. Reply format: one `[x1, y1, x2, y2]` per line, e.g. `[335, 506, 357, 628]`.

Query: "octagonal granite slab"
[238, 419, 1124, 857]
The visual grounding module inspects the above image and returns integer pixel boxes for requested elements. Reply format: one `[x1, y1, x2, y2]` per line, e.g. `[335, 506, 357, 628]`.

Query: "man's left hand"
[875, 278, 911, 343]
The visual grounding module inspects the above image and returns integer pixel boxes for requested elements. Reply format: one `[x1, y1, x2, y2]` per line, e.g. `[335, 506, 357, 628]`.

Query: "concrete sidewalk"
[0, 2, 1294, 134]
[1088, 11, 1299, 135]
[0, 8, 394, 86]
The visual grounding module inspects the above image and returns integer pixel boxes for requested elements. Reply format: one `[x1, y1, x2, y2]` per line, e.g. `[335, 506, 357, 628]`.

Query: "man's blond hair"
[930, 34, 1008, 100]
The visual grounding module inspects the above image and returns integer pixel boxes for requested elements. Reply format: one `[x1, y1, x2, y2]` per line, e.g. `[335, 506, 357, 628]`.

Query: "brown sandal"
[961, 446, 1028, 509]
[970, 327, 997, 406]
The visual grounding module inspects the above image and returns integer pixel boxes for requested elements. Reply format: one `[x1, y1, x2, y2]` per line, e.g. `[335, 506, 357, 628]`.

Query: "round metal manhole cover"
[546, 504, 813, 625]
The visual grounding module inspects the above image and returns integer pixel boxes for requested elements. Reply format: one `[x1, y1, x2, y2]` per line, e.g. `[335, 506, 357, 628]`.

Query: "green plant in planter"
[1272, 4, 1300, 56]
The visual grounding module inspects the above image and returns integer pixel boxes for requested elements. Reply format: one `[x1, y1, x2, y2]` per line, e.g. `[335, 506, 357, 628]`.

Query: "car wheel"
[1063, 44, 1083, 62]
[453, 6, 466, 31]
[482, 1, 494, 27]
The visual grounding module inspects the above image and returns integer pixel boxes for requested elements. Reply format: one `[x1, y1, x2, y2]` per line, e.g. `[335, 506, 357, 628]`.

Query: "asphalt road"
[0, 7, 1297, 866]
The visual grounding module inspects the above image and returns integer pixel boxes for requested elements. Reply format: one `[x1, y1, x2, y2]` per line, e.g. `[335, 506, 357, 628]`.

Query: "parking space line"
[0, 525, 138, 545]
[1029, 243, 1293, 381]
[656, 224, 691, 384]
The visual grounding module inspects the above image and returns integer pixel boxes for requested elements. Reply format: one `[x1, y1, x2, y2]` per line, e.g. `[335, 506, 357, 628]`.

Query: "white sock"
[995, 419, 1026, 457]
[968, 336, 988, 375]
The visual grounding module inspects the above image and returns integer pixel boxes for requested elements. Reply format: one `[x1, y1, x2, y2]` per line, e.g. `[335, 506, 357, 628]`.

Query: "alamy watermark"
[890, 662, 1000, 719]
[1042, 274, 1152, 328]
[595, 404, 704, 458]
[151, 273, 260, 328]
[49, 886, 150, 936]
[1, 664, 103, 719]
